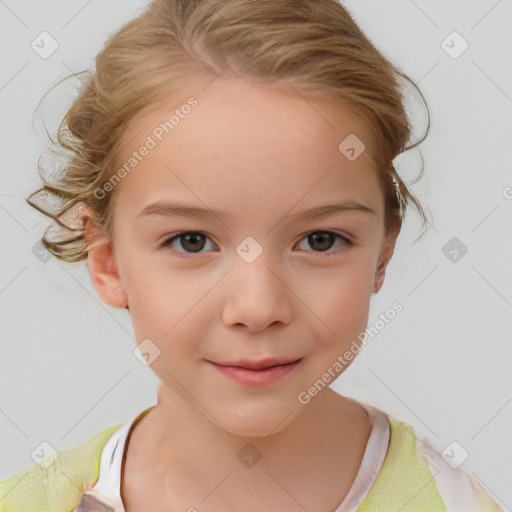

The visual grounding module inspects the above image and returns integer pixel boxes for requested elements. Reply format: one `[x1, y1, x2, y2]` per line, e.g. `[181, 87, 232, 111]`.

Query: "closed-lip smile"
[207, 357, 303, 387]
[211, 358, 302, 371]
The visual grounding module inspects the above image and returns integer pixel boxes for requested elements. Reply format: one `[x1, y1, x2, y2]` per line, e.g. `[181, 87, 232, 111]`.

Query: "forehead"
[113, 79, 383, 221]
[120, 79, 376, 160]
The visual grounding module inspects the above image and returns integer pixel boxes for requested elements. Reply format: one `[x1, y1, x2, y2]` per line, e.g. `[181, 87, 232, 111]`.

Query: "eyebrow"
[137, 200, 376, 224]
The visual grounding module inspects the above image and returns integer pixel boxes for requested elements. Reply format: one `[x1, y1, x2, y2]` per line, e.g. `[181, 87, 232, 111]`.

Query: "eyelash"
[158, 230, 353, 258]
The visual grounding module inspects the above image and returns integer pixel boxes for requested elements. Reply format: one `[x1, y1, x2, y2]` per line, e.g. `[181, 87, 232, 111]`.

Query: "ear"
[81, 207, 128, 309]
[373, 228, 399, 294]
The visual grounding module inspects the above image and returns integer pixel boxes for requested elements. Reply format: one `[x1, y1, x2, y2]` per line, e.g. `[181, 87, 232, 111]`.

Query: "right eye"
[159, 231, 218, 255]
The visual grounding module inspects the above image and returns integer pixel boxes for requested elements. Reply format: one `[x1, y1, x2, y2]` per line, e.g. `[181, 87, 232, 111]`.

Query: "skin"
[83, 78, 398, 511]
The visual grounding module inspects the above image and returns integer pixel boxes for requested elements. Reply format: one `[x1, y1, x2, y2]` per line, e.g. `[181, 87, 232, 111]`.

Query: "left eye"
[159, 230, 352, 256]
[295, 231, 352, 255]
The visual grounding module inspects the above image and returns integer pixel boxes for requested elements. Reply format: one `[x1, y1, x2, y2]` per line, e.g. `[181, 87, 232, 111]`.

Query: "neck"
[135, 385, 369, 484]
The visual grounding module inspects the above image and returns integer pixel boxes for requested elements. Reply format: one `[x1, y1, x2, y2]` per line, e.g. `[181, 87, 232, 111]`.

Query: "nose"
[221, 254, 293, 331]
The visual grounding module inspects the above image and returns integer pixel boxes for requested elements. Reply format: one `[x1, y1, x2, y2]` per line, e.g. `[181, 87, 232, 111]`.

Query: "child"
[1, 0, 502, 510]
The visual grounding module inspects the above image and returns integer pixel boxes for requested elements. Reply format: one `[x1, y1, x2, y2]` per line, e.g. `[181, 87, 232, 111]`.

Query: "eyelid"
[295, 228, 353, 244]
[158, 230, 218, 251]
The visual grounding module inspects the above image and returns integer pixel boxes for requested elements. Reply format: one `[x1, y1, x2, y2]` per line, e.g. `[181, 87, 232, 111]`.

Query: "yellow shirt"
[0, 403, 502, 511]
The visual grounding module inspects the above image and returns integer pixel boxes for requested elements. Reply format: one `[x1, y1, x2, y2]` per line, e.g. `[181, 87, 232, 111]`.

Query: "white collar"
[74, 402, 390, 512]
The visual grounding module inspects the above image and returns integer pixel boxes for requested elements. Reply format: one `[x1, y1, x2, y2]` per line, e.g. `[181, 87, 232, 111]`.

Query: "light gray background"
[1, 0, 511, 506]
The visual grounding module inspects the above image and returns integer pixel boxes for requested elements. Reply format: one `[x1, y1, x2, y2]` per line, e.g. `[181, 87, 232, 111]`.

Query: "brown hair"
[27, 0, 431, 263]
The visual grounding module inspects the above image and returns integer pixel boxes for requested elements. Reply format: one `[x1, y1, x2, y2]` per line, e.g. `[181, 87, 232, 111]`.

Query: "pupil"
[310, 232, 333, 251]
[183, 233, 204, 252]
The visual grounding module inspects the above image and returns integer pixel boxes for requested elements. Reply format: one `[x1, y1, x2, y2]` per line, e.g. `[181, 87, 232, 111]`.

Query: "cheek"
[120, 260, 210, 354]
[305, 260, 374, 346]
[116, 252, 171, 340]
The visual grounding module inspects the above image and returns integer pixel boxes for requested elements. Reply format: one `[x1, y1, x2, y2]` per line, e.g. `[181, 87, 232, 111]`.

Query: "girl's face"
[88, 79, 396, 436]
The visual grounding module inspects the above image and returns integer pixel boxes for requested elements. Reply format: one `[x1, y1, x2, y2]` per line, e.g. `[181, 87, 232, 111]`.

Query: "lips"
[207, 357, 303, 387]
[212, 358, 302, 371]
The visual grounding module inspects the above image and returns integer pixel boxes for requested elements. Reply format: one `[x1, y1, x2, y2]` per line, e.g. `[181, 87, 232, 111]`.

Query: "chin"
[214, 400, 299, 439]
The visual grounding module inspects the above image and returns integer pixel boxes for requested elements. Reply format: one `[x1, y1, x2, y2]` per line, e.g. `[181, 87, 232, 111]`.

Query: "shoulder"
[0, 422, 123, 512]
[360, 408, 502, 511]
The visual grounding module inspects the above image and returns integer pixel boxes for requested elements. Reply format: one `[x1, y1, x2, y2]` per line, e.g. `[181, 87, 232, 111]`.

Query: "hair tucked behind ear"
[27, 0, 431, 263]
